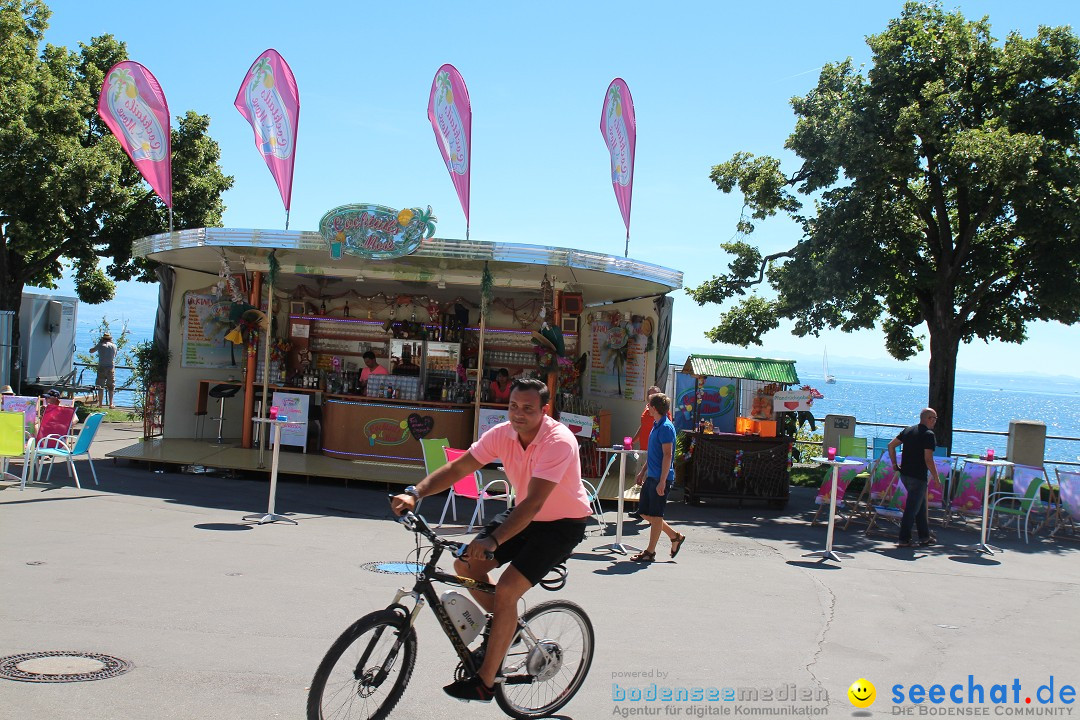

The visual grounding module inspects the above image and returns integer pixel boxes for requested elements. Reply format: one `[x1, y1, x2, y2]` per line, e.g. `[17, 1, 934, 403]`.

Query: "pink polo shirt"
[469, 415, 591, 522]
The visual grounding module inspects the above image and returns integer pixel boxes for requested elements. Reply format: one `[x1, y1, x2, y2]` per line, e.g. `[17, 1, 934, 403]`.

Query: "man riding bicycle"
[391, 377, 591, 702]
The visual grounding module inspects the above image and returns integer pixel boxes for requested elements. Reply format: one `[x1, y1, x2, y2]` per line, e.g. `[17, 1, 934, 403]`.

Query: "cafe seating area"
[811, 440, 1079, 545]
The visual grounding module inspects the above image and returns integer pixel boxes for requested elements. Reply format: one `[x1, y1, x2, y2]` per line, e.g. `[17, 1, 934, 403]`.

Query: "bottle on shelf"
[320, 299, 327, 315]
[344, 301, 350, 317]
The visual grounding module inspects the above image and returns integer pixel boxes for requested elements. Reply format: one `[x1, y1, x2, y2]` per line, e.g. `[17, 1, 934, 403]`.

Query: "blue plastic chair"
[33, 412, 106, 489]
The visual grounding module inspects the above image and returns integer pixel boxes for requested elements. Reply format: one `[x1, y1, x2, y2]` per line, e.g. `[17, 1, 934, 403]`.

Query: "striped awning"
[681, 354, 800, 384]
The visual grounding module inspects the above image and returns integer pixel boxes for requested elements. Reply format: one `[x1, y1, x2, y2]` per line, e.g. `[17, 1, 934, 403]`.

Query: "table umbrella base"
[964, 542, 1002, 555]
[595, 542, 642, 555]
[243, 512, 297, 526]
[803, 550, 853, 562]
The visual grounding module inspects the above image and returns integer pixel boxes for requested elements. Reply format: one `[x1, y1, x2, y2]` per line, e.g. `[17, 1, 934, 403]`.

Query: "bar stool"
[209, 384, 241, 444]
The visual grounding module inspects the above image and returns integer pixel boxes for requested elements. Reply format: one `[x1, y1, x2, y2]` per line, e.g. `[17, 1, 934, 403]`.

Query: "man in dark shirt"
[887, 408, 942, 547]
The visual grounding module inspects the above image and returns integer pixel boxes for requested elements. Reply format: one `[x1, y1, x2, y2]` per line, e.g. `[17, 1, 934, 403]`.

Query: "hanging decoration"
[480, 262, 493, 315]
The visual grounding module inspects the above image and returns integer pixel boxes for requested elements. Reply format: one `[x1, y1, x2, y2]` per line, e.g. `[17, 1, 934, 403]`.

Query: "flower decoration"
[456, 363, 467, 382]
[270, 338, 291, 363]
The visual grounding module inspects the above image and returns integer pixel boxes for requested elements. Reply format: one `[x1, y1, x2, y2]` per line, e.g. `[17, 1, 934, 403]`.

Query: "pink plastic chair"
[436, 447, 512, 532]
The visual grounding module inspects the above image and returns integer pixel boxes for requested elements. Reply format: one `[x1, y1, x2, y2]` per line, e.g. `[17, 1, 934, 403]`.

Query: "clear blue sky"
[33, 0, 1080, 379]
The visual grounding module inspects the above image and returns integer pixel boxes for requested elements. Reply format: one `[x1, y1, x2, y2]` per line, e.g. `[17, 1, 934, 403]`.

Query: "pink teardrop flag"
[235, 49, 300, 219]
[601, 78, 637, 255]
[428, 64, 472, 237]
[97, 61, 172, 207]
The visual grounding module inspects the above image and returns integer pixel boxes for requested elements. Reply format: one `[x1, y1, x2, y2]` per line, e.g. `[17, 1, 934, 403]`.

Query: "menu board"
[1, 395, 38, 430]
[270, 391, 309, 451]
[587, 318, 646, 401]
[182, 288, 237, 369]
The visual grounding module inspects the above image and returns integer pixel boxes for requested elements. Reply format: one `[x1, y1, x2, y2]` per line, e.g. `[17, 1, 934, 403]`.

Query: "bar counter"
[682, 431, 794, 508]
[321, 396, 474, 464]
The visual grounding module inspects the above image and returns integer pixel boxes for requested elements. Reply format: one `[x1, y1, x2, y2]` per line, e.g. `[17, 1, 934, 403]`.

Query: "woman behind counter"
[489, 368, 512, 404]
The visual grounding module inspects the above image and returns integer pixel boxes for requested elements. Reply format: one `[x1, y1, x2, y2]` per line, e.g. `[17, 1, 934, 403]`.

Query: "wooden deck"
[106, 437, 642, 503]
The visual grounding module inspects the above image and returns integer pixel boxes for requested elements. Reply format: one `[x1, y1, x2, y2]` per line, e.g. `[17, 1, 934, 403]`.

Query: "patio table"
[804, 457, 862, 563]
[243, 417, 303, 525]
[963, 458, 1012, 555]
[594, 447, 642, 556]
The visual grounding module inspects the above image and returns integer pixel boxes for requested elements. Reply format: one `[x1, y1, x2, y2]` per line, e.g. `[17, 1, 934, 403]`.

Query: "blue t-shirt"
[646, 417, 676, 482]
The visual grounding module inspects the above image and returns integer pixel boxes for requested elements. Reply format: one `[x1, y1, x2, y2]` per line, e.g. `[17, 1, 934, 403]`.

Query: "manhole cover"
[0, 651, 132, 683]
[360, 561, 424, 575]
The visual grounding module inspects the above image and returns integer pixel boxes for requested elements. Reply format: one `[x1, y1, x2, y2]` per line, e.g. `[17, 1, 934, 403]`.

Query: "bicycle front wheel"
[307, 610, 417, 720]
[495, 599, 594, 719]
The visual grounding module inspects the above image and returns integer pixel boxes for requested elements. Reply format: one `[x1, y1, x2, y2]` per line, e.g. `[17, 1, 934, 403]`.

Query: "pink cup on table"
[827, 447, 836, 461]
[987, 448, 995, 461]
[269, 406, 279, 420]
[623, 436, 633, 450]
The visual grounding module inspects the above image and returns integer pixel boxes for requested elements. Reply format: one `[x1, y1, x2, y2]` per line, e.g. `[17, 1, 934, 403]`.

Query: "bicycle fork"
[355, 589, 426, 686]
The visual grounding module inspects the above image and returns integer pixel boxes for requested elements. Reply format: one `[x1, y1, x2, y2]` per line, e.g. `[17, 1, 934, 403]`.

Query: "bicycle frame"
[387, 513, 550, 682]
[387, 538, 496, 678]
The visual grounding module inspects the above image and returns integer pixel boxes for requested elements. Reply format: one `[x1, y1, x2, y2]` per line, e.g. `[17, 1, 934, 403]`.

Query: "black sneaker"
[443, 675, 495, 702]
[917, 535, 937, 547]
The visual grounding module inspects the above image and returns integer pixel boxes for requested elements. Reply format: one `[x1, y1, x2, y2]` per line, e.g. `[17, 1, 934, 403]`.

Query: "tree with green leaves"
[0, 0, 232, 379]
[688, 2, 1080, 449]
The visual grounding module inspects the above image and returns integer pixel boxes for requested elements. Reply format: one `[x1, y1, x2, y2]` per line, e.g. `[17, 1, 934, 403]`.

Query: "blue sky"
[32, 0, 1080, 379]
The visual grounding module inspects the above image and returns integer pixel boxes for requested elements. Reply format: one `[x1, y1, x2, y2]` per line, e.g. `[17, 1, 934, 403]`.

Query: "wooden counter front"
[683, 431, 794, 508]
[322, 398, 475, 465]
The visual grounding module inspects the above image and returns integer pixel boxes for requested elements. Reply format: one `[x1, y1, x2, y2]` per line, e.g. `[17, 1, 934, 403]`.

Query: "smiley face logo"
[848, 678, 876, 708]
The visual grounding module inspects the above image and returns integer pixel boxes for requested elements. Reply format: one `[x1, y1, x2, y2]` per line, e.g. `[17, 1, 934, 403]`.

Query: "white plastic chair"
[436, 447, 512, 532]
[581, 479, 607, 534]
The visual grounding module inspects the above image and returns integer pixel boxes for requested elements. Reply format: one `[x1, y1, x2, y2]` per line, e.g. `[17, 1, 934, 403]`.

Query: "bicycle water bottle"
[440, 591, 485, 644]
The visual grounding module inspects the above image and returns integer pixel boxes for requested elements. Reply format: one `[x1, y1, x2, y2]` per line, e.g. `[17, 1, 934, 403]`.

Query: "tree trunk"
[926, 323, 960, 453]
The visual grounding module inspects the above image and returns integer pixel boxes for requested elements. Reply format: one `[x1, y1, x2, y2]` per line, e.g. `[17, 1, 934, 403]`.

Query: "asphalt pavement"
[1, 423, 1077, 719]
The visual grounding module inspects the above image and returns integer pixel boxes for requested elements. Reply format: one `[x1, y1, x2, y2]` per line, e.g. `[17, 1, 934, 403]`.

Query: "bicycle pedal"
[501, 674, 534, 685]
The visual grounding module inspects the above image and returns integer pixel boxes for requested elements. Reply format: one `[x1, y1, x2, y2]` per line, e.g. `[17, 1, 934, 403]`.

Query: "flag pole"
[169, 207, 174, 234]
[257, 276, 273, 469]
[285, 209, 290, 231]
[624, 229, 629, 258]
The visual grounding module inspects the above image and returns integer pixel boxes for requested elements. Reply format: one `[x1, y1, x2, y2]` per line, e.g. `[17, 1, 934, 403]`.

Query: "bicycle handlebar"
[397, 510, 494, 560]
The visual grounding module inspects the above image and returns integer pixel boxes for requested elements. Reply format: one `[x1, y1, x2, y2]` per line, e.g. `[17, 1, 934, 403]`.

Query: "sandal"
[630, 550, 656, 562]
[670, 533, 686, 558]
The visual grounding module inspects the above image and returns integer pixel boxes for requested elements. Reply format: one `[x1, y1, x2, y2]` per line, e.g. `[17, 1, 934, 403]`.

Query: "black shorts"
[638, 476, 671, 517]
[477, 511, 587, 586]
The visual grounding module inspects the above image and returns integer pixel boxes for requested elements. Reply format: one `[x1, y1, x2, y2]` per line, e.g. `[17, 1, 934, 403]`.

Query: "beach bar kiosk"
[675, 354, 802, 507]
[119, 206, 682, 486]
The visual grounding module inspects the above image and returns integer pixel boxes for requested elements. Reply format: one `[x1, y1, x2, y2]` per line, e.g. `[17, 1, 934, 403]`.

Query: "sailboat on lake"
[824, 346, 837, 384]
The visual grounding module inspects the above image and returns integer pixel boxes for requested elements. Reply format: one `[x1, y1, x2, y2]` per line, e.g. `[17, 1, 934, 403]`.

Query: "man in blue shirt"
[630, 393, 686, 562]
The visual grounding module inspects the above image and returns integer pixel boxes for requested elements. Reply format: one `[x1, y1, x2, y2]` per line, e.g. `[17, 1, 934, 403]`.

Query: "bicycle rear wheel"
[495, 599, 594, 719]
[307, 610, 417, 720]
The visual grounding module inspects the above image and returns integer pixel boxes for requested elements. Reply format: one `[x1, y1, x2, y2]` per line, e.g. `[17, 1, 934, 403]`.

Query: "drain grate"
[0, 651, 133, 683]
[360, 561, 424, 575]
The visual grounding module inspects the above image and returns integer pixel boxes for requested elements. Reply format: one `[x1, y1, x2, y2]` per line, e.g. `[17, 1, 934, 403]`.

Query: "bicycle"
[306, 510, 595, 719]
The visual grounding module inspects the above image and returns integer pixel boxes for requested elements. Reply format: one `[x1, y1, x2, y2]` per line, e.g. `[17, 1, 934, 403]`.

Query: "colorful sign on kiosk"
[319, 203, 437, 260]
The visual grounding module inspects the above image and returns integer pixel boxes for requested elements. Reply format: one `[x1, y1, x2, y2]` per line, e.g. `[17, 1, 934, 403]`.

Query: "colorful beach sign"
[318, 204, 437, 260]
[600, 78, 637, 254]
[235, 49, 300, 214]
[97, 61, 172, 207]
[427, 64, 472, 234]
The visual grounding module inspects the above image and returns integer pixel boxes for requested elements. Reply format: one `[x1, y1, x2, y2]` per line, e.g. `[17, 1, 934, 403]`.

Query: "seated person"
[489, 368, 512, 404]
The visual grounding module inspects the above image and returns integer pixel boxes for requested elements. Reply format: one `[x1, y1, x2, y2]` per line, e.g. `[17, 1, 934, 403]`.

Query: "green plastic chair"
[989, 464, 1049, 543]
[838, 435, 867, 458]
[420, 437, 450, 476]
[0, 411, 26, 482]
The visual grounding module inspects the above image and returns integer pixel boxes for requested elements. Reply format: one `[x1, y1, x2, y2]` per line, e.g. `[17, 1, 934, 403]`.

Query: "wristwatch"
[403, 485, 420, 499]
